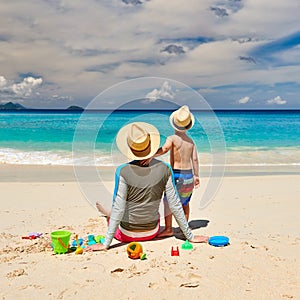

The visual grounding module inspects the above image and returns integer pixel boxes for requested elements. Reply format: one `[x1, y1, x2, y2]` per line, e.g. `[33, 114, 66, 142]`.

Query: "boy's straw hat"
[116, 122, 160, 160]
[169, 105, 195, 131]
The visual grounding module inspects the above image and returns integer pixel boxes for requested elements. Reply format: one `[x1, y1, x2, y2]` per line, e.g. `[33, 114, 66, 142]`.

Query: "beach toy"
[171, 246, 180, 256]
[22, 232, 42, 240]
[50, 230, 71, 254]
[126, 242, 146, 260]
[74, 234, 83, 255]
[72, 238, 83, 247]
[95, 235, 105, 244]
[29, 232, 43, 238]
[87, 235, 97, 246]
[208, 236, 230, 247]
[22, 235, 37, 240]
[181, 240, 193, 250]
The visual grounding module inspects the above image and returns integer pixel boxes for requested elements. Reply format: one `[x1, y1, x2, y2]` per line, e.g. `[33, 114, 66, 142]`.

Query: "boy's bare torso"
[168, 132, 195, 170]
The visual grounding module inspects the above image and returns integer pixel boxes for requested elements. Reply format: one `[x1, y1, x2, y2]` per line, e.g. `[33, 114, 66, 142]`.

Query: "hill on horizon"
[0, 102, 84, 111]
[0, 102, 26, 110]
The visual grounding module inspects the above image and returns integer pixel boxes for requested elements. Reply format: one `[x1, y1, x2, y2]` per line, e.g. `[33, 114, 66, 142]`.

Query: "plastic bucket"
[51, 230, 71, 254]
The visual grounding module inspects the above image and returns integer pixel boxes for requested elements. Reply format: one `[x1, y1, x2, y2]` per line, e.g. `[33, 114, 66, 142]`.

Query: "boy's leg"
[183, 203, 190, 222]
[173, 169, 193, 226]
[157, 200, 174, 237]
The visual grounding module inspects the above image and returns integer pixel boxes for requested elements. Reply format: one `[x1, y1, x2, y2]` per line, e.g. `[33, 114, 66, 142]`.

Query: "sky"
[0, 0, 300, 109]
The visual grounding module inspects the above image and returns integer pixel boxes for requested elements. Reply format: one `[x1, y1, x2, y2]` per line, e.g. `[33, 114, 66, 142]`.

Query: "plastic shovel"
[75, 234, 83, 255]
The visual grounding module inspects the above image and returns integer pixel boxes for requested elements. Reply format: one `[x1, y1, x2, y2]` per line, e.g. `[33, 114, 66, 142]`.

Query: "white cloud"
[238, 96, 250, 104]
[11, 77, 43, 97]
[52, 94, 72, 101]
[145, 81, 175, 102]
[0, 1, 299, 108]
[267, 96, 287, 105]
[0, 75, 43, 99]
[220, 0, 300, 40]
[0, 76, 7, 88]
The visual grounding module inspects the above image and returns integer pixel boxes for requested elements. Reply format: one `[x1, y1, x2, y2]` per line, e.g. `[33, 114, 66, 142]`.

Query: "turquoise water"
[0, 110, 299, 166]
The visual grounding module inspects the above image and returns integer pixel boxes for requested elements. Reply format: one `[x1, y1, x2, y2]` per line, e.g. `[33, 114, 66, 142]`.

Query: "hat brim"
[116, 122, 160, 160]
[169, 111, 195, 131]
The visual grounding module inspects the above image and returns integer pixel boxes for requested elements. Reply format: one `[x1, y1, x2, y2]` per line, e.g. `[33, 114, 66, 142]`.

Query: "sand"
[0, 164, 299, 299]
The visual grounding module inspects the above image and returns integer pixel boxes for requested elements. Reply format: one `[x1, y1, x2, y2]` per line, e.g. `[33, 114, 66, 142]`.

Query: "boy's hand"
[140, 157, 152, 165]
[194, 176, 200, 188]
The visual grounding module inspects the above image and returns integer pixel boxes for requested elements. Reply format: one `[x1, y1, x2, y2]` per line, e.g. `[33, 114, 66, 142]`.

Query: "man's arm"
[165, 174, 208, 243]
[165, 176, 194, 241]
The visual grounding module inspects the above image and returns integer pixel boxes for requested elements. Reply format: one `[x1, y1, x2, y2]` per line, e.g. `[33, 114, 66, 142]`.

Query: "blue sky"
[0, 0, 300, 109]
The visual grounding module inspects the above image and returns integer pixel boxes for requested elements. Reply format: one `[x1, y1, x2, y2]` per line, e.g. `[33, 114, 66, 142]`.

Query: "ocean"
[0, 110, 299, 168]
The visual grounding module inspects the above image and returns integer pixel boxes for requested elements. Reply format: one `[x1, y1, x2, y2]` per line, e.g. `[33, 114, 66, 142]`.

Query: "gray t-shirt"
[103, 159, 194, 248]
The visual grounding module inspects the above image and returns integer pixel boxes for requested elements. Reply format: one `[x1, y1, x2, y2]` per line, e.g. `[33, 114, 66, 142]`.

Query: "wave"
[227, 145, 300, 152]
[1, 147, 300, 167]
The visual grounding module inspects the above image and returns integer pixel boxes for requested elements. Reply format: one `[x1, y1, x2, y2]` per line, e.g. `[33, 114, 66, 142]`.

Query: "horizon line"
[1, 108, 300, 112]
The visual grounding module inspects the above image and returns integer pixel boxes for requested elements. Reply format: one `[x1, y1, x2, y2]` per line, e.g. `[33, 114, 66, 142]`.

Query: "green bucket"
[51, 230, 71, 254]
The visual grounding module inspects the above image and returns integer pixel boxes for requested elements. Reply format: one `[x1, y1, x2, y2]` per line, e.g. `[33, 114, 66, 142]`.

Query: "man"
[87, 122, 208, 251]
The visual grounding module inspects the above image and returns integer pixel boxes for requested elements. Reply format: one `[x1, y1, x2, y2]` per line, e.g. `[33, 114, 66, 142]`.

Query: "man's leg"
[96, 202, 110, 223]
[157, 201, 174, 237]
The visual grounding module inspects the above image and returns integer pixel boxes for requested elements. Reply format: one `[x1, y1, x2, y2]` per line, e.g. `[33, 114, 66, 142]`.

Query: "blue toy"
[87, 235, 97, 246]
[72, 238, 83, 247]
[208, 236, 230, 247]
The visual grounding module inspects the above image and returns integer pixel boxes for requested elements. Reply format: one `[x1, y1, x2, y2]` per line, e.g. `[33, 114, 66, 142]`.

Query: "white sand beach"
[0, 165, 299, 299]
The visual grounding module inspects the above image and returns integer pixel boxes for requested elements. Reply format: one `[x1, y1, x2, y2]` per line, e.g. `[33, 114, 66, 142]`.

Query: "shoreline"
[0, 163, 299, 182]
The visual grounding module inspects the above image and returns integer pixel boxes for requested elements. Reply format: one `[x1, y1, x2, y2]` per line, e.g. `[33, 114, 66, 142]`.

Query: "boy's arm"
[141, 137, 173, 165]
[192, 144, 200, 188]
[155, 137, 173, 157]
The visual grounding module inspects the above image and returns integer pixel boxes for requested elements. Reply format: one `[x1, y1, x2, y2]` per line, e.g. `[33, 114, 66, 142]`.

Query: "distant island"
[1, 101, 297, 112]
[0, 102, 26, 110]
[66, 105, 84, 111]
[0, 102, 84, 111]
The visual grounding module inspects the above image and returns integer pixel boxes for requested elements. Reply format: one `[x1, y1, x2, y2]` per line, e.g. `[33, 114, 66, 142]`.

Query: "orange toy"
[126, 242, 146, 260]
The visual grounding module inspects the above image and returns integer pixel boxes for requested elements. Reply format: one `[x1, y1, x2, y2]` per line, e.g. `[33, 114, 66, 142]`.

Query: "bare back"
[168, 132, 196, 170]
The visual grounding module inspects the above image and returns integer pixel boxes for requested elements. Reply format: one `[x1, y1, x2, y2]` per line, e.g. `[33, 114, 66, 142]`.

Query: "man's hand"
[190, 235, 209, 243]
[85, 243, 107, 252]
[194, 176, 200, 188]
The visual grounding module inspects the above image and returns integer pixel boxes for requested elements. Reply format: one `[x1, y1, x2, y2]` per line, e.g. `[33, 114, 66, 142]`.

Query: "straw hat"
[169, 105, 195, 131]
[116, 122, 160, 160]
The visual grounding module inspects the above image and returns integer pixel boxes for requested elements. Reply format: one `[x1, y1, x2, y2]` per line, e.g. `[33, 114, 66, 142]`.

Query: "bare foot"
[157, 228, 174, 238]
[95, 202, 110, 220]
[85, 243, 107, 252]
[191, 235, 209, 243]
